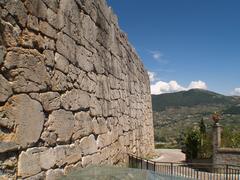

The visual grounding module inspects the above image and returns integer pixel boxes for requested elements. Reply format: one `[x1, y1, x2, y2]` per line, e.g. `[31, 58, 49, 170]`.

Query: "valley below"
[152, 89, 240, 148]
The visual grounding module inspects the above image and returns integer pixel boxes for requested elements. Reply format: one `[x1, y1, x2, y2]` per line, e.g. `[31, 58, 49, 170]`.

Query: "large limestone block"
[97, 132, 112, 149]
[90, 96, 102, 116]
[61, 89, 90, 111]
[76, 46, 94, 72]
[92, 117, 108, 135]
[5, 0, 27, 27]
[24, 0, 47, 20]
[0, 75, 12, 102]
[42, 0, 59, 13]
[95, 75, 110, 100]
[72, 112, 93, 140]
[56, 32, 76, 65]
[4, 48, 50, 93]
[46, 169, 64, 180]
[54, 144, 82, 167]
[0, 19, 21, 47]
[30, 92, 61, 112]
[39, 20, 57, 39]
[77, 12, 97, 46]
[80, 75, 97, 93]
[51, 70, 68, 91]
[18, 148, 46, 178]
[0, 94, 44, 148]
[55, 53, 69, 74]
[47, 110, 74, 143]
[59, 0, 80, 24]
[79, 134, 97, 156]
[27, 14, 39, 31]
[39, 148, 56, 170]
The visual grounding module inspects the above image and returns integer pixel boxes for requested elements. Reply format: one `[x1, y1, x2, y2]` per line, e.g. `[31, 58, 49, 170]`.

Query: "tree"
[185, 129, 201, 160]
[199, 118, 206, 135]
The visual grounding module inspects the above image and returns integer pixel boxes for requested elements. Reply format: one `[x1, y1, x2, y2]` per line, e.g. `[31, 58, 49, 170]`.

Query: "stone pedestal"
[212, 123, 222, 165]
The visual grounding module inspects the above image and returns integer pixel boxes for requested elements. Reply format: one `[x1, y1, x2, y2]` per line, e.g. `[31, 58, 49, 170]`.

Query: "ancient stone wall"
[0, 0, 154, 179]
[214, 148, 240, 166]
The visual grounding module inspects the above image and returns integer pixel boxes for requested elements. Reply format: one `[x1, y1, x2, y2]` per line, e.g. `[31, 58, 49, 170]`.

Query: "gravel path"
[152, 149, 186, 163]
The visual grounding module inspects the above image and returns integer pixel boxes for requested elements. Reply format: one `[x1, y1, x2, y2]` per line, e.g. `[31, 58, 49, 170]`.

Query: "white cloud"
[149, 51, 163, 60]
[151, 80, 186, 94]
[232, 88, 240, 96]
[188, 80, 208, 90]
[150, 80, 208, 95]
[148, 71, 157, 82]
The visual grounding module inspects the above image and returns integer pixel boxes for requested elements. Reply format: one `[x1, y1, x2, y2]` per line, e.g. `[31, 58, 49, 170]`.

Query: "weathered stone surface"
[38, 92, 60, 112]
[4, 48, 50, 93]
[72, 112, 93, 140]
[56, 32, 76, 65]
[27, 15, 39, 31]
[76, 46, 94, 72]
[0, 94, 44, 148]
[1, 20, 21, 47]
[0, 75, 12, 102]
[97, 132, 112, 149]
[82, 153, 102, 168]
[90, 96, 102, 116]
[80, 75, 97, 93]
[40, 148, 56, 170]
[61, 89, 90, 111]
[42, 0, 59, 13]
[25, 0, 47, 20]
[0, 142, 19, 153]
[18, 29, 45, 50]
[47, 110, 74, 143]
[46, 169, 64, 180]
[54, 144, 82, 167]
[55, 53, 69, 74]
[46, 8, 59, 29]
[5, 0, 27, 27]
[0, 46, 5, 65]
[92, 117, 108, 135]
[43, 36, 56, 50]
[79, 134, 98, 156]
[51, 70, 68, 91]
[25, 172, 45, 180]
[43, 50, 55, 67]
[39, 20, 57, 39]
[18, 148, 45, 178]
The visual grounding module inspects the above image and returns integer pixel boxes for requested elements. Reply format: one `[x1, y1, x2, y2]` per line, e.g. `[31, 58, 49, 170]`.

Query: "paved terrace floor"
[152, 149, 186, 163]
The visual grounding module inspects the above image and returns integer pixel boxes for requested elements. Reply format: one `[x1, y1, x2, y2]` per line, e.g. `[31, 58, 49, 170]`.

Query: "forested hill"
[152, 89, 239, 112]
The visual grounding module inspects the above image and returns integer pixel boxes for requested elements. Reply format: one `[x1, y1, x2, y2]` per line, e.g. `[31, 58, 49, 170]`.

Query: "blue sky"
[107, 0, 240, 95]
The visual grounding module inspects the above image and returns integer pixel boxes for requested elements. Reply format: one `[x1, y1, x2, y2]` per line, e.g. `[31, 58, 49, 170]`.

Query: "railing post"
[141, 158, 142, 169]
[226, 165, 229, 180]
[147, 160, 149, 170]
[171, 163, 173, 176]
[128, 155, 131, 168]
[154, 162, 156, 172]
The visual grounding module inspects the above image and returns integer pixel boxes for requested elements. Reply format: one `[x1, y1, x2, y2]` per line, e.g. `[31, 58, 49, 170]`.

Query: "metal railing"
[129, 154, 240, 180]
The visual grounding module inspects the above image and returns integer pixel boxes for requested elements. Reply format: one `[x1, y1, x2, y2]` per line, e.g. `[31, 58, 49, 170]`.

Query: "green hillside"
[152, 89, 235, 111]
[152, 89, 240, 148]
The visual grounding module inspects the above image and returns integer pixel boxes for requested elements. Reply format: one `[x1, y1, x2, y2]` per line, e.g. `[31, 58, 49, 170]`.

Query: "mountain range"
[152, 89, 240, 146]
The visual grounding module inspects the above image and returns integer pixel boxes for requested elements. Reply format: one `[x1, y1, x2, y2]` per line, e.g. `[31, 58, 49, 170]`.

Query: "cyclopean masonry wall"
[0, 0, 154, 179]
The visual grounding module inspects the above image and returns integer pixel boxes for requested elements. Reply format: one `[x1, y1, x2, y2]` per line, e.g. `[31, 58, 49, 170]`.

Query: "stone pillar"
[212, 123, 222, 165]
